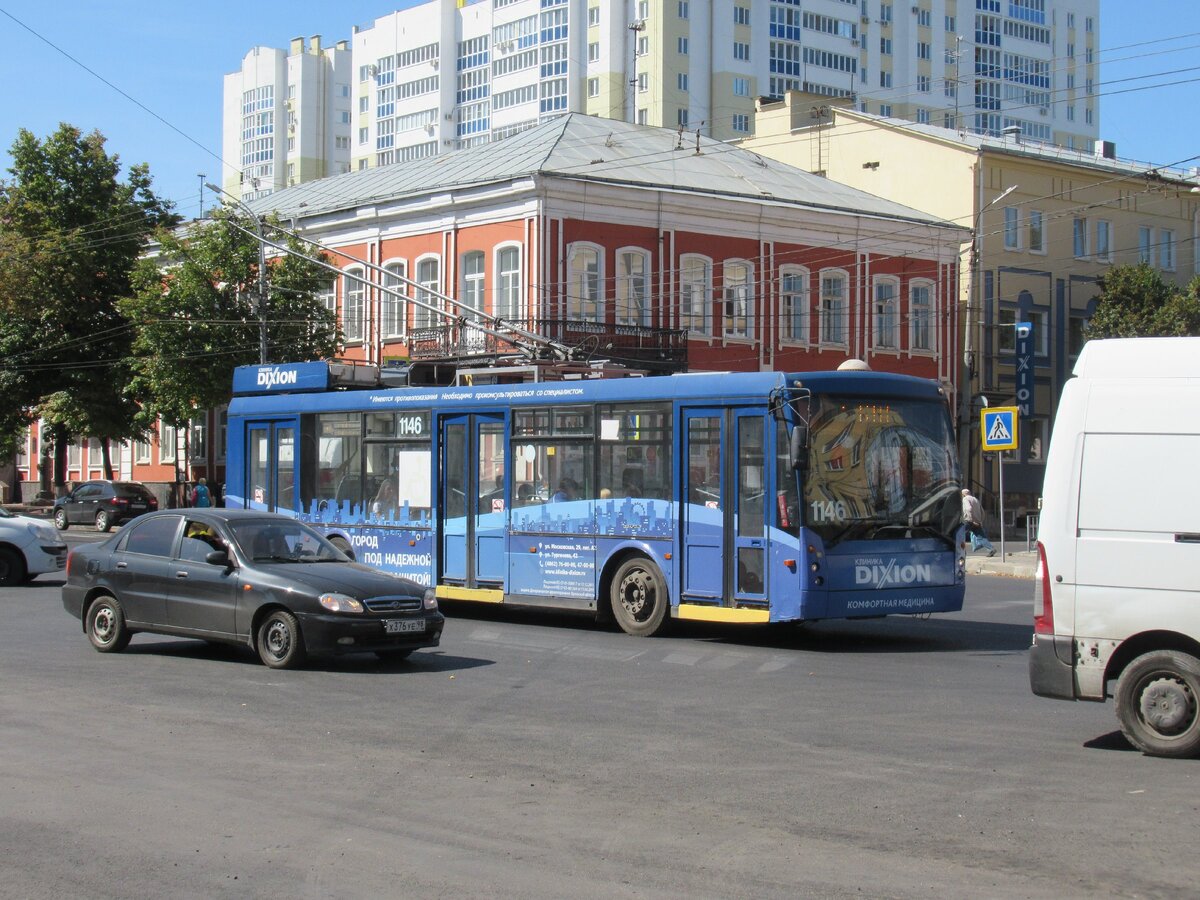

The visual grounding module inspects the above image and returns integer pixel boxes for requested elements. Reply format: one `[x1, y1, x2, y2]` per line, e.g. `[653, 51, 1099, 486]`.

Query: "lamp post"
[961, 182, 1018, 486]
[205, 182, 268, 365]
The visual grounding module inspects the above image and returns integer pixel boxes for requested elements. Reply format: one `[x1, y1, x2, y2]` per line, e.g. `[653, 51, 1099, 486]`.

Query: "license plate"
[383, 619, 424, 635]
[130, 503, 146, 511]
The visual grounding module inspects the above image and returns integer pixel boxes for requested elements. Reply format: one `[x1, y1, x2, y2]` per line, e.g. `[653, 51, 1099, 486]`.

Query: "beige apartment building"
[743, 95, 1200, 509]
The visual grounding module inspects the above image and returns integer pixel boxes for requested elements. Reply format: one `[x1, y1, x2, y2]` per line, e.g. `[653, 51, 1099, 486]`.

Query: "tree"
[122, 207, 340, 438]
[1086, 263, 1200, 339]
[0, 124, 177, 491]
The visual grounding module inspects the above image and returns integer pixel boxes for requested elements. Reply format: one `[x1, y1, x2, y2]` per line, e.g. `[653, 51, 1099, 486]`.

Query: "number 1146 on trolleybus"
[226, 362, 966, 636]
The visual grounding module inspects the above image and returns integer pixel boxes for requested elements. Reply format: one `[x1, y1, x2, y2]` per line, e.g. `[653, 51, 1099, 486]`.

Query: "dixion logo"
[256, 367, 298, 388]
[855, 558, 933, 588]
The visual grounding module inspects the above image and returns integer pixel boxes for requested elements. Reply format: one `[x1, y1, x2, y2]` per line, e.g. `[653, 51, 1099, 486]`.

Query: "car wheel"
[1115, 650, 1200, 758]
[611, 557, 671, 637]
[87, 595, 132, 653]
[95, 510, 112, 533]
[257, 610, 307, 669]
[375, 648, 415, 661]
[54, 508, 69, 531]
[0, 547, 27, 587]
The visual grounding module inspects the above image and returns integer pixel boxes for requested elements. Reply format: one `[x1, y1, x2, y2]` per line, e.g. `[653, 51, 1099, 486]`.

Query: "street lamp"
[205, 182, 268, 365]
[961, 183, 1018, 481]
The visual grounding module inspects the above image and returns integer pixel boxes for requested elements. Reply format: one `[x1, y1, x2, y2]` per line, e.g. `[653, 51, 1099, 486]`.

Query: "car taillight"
[148, 498, 158, 508]
[65, 550, 75, 577]
[111, 497, 129, 506]
[1033, 541, 1054, 636]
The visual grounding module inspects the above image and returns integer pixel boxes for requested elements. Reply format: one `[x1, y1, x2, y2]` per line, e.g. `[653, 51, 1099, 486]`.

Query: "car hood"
[249, 561, 425, 599]
[0, 513, 61, 543]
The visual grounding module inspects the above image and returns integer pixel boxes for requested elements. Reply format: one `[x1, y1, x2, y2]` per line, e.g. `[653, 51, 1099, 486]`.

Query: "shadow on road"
[125, 636, 495, 674]
[437, 602, 1032, 655]
[1083, 730, 1138, 753]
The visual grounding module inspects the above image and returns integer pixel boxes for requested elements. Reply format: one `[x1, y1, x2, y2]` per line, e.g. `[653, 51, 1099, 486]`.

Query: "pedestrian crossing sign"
[981, 407, 1019, 452]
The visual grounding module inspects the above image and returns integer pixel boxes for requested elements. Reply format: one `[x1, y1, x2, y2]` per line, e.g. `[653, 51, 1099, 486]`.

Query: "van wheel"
[611, 557, 671, 637]
[1115, 650, 1200, 758]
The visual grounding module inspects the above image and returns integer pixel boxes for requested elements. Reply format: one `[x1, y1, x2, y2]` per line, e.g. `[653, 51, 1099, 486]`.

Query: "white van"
[1030, 337, 1200, 757]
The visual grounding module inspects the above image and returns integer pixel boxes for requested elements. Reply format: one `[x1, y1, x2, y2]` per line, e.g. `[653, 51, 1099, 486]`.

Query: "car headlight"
[319, 593, 364, 613]
[423, 588, 438, 611]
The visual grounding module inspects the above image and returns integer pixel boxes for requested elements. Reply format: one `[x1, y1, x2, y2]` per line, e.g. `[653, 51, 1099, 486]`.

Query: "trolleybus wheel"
[611, 557, 671, 637]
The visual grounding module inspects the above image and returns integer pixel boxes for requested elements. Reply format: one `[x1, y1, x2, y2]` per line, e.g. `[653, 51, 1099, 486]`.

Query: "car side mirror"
[789, 423, 809, 472]
[206, 549, 232, 568]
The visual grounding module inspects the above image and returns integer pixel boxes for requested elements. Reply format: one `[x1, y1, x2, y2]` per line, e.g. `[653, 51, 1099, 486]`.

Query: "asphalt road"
[2, 569, 1196, 899]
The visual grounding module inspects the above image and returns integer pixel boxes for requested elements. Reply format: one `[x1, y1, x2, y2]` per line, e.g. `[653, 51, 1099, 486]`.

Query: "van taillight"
[1033, 541, 1053, 635]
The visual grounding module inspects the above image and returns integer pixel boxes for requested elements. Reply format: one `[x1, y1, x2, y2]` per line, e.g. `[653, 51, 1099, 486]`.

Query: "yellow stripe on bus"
[676, 604, 770, 624]
[435, 585, 505, 604]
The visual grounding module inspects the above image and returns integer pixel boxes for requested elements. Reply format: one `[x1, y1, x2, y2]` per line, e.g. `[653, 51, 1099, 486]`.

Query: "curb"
[966, 553, 1037, 579]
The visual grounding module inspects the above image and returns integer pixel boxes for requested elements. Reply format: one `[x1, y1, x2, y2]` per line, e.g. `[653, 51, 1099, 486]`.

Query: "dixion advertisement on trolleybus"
[225, 361, 966, 636]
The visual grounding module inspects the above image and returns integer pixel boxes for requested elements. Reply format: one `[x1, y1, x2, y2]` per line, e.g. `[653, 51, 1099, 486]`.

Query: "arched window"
[873, 276, 899, 350]
[819, 269, 849, 347]
[342, 267, 365, 342]
[779, 265, 810, 343]
[566, 243, 602, 322]
[722, 259, 754, 339]
[381, 261, 407, 339]
[679, 254, 711, 336]
[909, 279, 935, 352]
[413, 255, 440, 330]
[616, 248, 650, 326]
[496, 245, 522, 320]
[461, 251, 485, 321]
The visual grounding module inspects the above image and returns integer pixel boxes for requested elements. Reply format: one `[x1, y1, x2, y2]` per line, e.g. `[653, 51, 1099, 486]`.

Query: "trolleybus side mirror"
[790, 424, 809, 472]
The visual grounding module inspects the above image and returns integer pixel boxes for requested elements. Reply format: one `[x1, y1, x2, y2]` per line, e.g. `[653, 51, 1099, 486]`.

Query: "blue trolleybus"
[226, 362, 965, 635]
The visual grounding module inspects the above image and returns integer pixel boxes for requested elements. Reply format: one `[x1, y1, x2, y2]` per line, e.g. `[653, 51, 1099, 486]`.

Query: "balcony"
[407, 318, 688, 374]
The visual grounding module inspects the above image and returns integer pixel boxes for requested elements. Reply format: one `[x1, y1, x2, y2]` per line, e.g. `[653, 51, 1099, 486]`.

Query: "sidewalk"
[965, 547, 1037, 579]
[2, 502, 52, 519]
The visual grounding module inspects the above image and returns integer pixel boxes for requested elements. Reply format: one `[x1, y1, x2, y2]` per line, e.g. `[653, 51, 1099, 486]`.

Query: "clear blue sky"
[0, 1, 1196, 218]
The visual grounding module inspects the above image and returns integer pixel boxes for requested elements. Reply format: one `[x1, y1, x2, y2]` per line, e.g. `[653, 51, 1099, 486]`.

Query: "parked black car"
[53, 480, 158, 532]
[62, 509, 443, 669]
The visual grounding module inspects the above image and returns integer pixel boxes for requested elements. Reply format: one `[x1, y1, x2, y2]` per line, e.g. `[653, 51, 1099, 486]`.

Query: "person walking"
[961, 488, 996, 556]
[191, 477, 212, 508]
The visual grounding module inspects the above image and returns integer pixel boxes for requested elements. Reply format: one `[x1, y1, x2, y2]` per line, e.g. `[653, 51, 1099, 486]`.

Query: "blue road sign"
[981, 407, 1019, 452]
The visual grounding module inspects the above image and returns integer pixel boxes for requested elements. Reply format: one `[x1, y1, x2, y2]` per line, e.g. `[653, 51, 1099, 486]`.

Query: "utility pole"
[206, 182, 269, 364]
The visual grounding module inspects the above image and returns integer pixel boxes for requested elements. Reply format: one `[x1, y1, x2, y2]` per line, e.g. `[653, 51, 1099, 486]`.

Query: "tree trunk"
[52, 424, 68, 497]
[101, 438, 114, 481]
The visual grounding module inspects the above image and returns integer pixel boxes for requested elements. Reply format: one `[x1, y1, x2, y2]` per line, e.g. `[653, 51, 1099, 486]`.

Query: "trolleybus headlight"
[423, 588, 438, 611]
[319, 593, 364, 613]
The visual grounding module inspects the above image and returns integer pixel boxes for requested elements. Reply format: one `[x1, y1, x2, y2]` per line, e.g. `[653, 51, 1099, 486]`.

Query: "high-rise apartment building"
[221, 36, 353, 201]
[222, 0, 1099, 196]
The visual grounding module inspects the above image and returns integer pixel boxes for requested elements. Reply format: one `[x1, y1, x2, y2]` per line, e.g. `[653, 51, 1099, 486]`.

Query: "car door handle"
[175, 570, 189, 578]
[115, 561, 127, 569]
[1175, 533, 1200, 543]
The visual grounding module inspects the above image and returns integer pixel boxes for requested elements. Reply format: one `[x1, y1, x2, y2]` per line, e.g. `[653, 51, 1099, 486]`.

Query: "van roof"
[1074, 338, 1200, 379]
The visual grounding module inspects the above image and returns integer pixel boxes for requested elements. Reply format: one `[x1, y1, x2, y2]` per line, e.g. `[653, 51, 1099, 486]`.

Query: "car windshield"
[0, 508, 13, 519]
[799, 393, 962, 547]
[228, 519, 348, 563]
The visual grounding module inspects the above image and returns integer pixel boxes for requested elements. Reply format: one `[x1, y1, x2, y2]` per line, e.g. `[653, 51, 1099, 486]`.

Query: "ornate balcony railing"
[407, 318, 688, 373]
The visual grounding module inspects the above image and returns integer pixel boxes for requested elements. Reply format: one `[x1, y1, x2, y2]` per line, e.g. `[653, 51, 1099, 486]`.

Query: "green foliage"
[0, 124, 177, 467]
[122, 207, 341, 429]
[1085, 263, 1200, 339]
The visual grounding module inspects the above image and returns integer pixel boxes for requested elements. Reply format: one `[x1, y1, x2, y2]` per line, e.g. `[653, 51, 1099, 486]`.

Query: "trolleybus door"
[439, 413, 506, 587]
[244, 419, 298, 512]
[681, 408, 769, 606]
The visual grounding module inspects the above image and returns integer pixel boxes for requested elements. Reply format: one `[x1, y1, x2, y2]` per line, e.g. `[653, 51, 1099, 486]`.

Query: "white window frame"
[1028, 209, 1045, 254]
[134, 439, 152, 464]
[779, 265, 810, 345]
[1138, 226, 1155, 266]
[872, 276, 900, 351]
[721, 259, 754, 341]
[679, 253, 712, 337]
[414, 254, 441, 330]
[495, 243, 523, 321]
[909, 279, 936, 353]
[342, 267, 366, 342]
[381, 259, 408, 339]
[566, 242, 604, 322]
[190, 417, 207, 463]
[1160, 229, 1176, 271]
[1072, 217, 1089, 259]
[1094, 220, 1113, 263]
[159, 420, 177, 465]
[1004, 207, 1020, 250]
[461, 250, 486, 321]
[616, 247, 651, 327]
[819, 269, 849, 348]
[88, 437, 104, 470]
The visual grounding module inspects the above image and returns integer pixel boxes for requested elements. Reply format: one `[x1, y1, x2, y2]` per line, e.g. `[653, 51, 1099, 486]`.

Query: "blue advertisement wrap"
[821, 540, 960, 617]
[232, 361, 330, 395]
